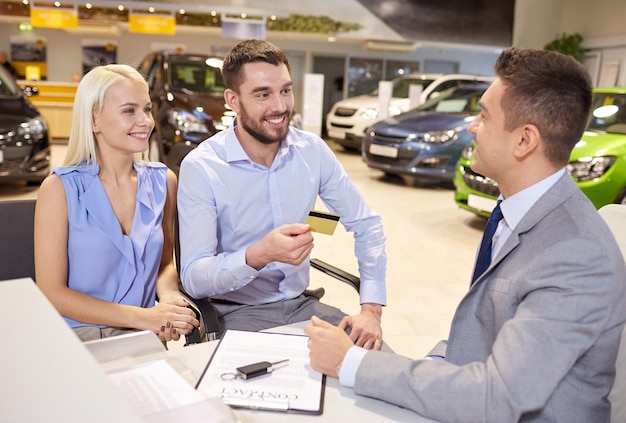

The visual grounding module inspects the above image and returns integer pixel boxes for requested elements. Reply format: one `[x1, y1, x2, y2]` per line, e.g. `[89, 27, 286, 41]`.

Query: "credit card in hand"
[305, 210, 340, 235]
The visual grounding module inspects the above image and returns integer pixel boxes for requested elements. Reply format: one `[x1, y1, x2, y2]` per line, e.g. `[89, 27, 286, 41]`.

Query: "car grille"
[334, 107, 357, 117]
[0, 156, 27, 174]
[365, 153, 412, 167]
[371, 134, 411, 145]
[460, 165, 500, 197]
[329, 122, 353, 129]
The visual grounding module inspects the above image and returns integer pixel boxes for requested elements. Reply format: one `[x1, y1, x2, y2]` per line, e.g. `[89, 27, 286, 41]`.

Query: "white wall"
[513, 0, 564, 49]
[512, 0, 626, 87]
[574, 0, 626, 87]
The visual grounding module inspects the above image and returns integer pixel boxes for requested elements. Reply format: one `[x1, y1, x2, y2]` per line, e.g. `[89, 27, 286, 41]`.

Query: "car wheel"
[26, 179, 44, 187]
[383, 171, 402, 179]
[149, 135, 161, 162]
[616, 188, 626, 205]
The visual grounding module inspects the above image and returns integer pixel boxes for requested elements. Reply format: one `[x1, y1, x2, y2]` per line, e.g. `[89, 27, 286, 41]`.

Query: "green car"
[454, 87, 626, 217]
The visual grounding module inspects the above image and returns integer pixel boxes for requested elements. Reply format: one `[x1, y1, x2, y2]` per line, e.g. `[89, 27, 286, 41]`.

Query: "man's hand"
[246, 223, 314, 270]
[304, 316, 354, 377]
[339, 303, 383, 350]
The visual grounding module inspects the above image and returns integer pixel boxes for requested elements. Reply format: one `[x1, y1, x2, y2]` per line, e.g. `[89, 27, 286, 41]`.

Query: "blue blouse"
[53, 162, 168, 328]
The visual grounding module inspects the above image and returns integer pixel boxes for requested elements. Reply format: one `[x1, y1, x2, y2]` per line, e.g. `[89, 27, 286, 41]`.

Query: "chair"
[0, 199, 36, 281]
[178, 257, 361, 344]
[0, 198, 210, 347]
[598, 204, 626, 423]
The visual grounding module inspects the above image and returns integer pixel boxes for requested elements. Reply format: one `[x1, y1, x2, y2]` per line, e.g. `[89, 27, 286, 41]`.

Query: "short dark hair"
[221, 39, 290, 91]
[495, 47, 592, 165]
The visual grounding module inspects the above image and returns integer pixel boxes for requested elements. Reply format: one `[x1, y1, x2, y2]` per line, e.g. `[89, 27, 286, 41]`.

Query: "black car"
[0, 65, 50, 184]
[138, 51, 234, 173]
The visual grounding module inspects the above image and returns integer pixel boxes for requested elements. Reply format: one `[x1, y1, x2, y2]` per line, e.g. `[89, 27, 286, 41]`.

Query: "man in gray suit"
[305, 47, 626, 422]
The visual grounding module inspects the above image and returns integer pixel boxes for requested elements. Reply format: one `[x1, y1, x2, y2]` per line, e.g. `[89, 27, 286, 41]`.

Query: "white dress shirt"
[177, 124, 387, 306]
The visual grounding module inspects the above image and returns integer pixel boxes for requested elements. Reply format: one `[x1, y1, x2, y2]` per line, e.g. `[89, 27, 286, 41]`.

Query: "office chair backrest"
[598, 204, 626, 423]
[174, 210, 220, 343]
[0, 199, 36, 281]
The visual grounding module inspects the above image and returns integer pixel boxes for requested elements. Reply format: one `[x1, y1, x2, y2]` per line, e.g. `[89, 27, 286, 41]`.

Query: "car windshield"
[368, 77, 436, 98]
[419, 85, 486, 114]
[167, 57, 226, 94]
[0, 65, 20, 97]
[586, 92, 626, 135]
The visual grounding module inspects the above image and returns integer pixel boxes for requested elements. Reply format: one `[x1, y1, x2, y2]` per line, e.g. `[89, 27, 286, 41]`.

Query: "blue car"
[361, 81, 493, 183]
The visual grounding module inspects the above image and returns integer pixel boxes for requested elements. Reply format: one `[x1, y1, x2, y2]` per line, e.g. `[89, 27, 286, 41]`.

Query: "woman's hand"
[145, 299, 199, 341]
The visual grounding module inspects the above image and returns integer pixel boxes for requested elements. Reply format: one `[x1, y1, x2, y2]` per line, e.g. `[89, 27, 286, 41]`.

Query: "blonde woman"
[35, 64, 198, 342]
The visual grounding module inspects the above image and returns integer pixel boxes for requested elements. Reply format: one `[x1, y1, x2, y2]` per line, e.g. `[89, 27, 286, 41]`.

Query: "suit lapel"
[473, 173, 580, 285]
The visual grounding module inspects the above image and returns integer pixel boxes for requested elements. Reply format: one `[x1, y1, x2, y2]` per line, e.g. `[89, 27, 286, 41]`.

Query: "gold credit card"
[305, 210, 340, 235]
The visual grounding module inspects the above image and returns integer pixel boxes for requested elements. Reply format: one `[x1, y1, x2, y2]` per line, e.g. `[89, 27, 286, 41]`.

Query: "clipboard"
[195, 330, 326, 415]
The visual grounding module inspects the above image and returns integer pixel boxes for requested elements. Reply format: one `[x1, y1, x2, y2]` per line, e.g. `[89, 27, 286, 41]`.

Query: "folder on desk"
[84, 330, 166, 363]
[195, 330, 326, 415]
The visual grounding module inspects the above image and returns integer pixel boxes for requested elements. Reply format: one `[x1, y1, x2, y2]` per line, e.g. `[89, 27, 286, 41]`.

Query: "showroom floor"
[1, 139, 488, 359]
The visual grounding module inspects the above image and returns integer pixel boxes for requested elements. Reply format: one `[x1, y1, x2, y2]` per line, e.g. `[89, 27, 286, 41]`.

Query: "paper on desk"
[195, 330, 325, 414]
[108, 359, 205, 417]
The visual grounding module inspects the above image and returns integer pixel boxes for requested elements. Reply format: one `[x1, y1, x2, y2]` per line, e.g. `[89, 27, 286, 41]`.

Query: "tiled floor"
[306, 142, 486, 359]
[1, 139, 487, 359]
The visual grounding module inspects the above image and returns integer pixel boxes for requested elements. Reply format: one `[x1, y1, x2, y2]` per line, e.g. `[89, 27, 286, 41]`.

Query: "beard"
[237, 104, 292, 145]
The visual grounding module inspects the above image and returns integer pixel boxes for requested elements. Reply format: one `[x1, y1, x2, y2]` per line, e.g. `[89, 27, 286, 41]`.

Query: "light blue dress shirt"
[177, 124, 387, 306]
[339, 168, 566, 387]
[54, 162, 168, 328]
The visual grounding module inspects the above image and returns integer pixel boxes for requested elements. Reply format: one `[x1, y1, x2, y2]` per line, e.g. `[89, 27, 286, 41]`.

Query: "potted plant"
[544, 32, 590, 63]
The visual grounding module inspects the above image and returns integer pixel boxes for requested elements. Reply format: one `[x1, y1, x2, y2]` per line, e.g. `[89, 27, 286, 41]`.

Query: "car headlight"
[167, 110, 209, 133]
[423, 129, 458, 144]
[461, 142, 475, 160]
[360, 108, 378, 120]
[17, 117, 47, 140]
[388, 105, 402, 116]
[567, 156, 616, 181]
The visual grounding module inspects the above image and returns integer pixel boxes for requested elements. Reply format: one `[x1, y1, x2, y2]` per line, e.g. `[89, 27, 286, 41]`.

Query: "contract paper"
[195, 330, 325, 414]
[108, 360, 205, 416]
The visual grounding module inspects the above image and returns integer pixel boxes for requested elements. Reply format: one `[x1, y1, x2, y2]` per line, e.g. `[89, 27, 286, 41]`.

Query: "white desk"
[0, 278, 435, 422]
[161, 325, 437, 423]
[0, 278, 141, 423]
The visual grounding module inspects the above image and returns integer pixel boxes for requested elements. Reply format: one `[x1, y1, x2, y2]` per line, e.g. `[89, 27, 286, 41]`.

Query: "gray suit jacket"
[355, 174, 626, 422]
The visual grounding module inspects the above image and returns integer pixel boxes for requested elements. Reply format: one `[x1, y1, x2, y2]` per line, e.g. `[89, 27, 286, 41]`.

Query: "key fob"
[236, 361, 271, 379]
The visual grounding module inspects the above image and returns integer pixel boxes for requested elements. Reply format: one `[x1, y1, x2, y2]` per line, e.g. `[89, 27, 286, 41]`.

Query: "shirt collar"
[224, 121, 249, 163]
[224, 118, 293, 167]
[499, 168, 566, 231]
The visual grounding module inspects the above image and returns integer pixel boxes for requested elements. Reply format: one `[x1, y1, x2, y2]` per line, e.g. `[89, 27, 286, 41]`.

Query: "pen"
[236, 359, 290, 379]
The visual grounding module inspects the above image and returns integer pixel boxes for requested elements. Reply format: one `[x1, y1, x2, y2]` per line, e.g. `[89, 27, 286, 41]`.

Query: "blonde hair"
[64, 64, 149, 166]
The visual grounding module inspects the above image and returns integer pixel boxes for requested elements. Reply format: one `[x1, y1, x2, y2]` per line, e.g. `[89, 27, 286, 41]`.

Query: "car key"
[236, 359, 289, 379]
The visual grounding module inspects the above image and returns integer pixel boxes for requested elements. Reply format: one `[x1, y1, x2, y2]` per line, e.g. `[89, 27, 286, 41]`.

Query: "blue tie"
[471, 201, 503, 284]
